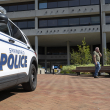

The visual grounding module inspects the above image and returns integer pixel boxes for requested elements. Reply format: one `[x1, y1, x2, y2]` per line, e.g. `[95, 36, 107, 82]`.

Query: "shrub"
[60, 64, 94, 74]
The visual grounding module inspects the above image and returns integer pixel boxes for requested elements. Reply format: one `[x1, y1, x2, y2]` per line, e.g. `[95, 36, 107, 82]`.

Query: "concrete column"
[91, 45, 93, 54]
[100, 0, 106, 65]
[102, 33, 107, 64]
[102, 0, 105, 5]
[102, 2, 106, 64]
[35, 36, 38, 61]
[35, 17, 38, 29]
[35, 0, 38, 29]
[50, 62, 51, 73]
[102, 12, 106, 25]
[45, 60, 47, 73]
[67, 41, 70, 65]
[45, 47, 47, 72]
[35, 0, 38, 10]
[45, 47, 47, 55]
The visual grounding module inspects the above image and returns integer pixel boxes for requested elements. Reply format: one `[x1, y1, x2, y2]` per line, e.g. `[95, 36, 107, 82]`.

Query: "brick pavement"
[0, 74, 110, 110]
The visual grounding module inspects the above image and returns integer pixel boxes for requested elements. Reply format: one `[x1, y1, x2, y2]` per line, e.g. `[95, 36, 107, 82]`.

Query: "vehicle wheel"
[22, 64, 37, 91]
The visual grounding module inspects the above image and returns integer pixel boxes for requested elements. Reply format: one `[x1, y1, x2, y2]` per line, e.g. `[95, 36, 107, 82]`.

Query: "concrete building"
[1, 0, 110, 73]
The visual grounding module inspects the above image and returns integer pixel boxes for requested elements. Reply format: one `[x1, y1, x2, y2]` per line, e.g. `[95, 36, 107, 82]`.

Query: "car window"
[9, 21, 26, 43]
[22, 33, 31, 45]
[0, 22, 10, 35]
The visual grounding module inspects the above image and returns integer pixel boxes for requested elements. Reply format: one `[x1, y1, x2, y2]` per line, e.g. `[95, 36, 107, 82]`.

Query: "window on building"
[47, 47, 67, 55]
[9, 21, 26, 43]
[18, 4, 27, 11]
[13, 22, 18, 26]
[3, 6, 9, 12]
[58, 18, 68, 26]
[69, 18, 79, 26]
[47, 0, 57, 9]
[39, 15, 100, 28]
[39, 20, 47, 28]
[58, 0, 68, 8]
[0, 22, 10, 35]
[91, 16, 100, 25]
[105, 0, 110, 4]
[69, 0, 79, 7]
[13, 20, 35, 29]
[9, 5, 17, 12]
[80, 17, 91, 25]
[2, 2, 35, 12]
[80, 0, 90, 6]
[28, 3, 35, 10]
[91, 0, 99, 5]
[39, 0, 47, 9]
[106, 15, 110, 24]
[28, 21, 35, 29]
[48, 19, 57, 27]
[38, 47, 45, 55]
[17, 21, 27, 29]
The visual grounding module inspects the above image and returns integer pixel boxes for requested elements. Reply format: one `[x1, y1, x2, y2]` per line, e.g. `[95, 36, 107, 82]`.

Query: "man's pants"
[94, 62, 101, 76]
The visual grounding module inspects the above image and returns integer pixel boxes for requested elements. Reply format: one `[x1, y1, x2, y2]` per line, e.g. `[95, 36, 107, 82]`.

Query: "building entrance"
[39, 60, 67, 73]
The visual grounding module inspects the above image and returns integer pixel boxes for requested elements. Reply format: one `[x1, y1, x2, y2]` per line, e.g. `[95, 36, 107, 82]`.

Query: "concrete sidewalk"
[0, 74, 110, 110]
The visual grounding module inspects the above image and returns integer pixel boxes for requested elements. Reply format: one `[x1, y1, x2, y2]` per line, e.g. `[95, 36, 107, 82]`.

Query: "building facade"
[1, 0, 110, 73]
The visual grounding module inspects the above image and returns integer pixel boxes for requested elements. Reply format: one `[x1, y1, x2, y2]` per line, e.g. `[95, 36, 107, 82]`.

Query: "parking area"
[0, 74, 110, 110]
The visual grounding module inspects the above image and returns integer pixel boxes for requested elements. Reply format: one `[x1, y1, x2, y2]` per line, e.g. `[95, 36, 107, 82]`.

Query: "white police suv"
[0, 6, 38, 91]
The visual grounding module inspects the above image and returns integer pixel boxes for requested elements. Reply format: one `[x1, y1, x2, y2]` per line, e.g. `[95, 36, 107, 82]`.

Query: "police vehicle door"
[0, 20, 18, 81]
[9, 21, 30, 78]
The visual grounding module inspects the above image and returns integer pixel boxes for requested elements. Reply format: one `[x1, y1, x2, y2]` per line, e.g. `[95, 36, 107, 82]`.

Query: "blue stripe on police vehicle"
[0, 48, 27, 71]
[0, 32, 27, 47]
[0, 31, 34, 53]
[0, 38, 34, 53]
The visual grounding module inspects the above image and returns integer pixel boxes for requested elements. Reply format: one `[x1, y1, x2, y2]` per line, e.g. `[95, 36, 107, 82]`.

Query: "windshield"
[0, 22, 10, 35]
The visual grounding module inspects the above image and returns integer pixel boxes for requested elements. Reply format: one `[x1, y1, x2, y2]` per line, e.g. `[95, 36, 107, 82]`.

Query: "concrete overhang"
[103, 4, 110, 13]
[22, 25, 110, 47]
[6, 10, 36, 20]
[6, 5, 100, 20]
[28, 32, 101, 47]
[0, 0, 34, 4]
[22, 25, 100, 36]
[36, 5, 99, 18]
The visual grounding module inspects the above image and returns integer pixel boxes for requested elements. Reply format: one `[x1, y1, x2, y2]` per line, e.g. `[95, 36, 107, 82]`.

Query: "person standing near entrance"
[93, 47, 102, 78]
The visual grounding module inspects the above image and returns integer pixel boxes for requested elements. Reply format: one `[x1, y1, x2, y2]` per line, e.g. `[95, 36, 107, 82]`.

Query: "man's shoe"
[94, 76, 99, 78]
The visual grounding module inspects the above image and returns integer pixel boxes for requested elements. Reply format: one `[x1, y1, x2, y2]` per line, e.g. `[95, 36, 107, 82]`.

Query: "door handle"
[27, 46, 30, 49]
[9, 39, 15, 43]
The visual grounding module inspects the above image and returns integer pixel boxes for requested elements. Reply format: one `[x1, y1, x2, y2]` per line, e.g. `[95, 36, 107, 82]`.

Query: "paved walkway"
[0, 74, 110, 110]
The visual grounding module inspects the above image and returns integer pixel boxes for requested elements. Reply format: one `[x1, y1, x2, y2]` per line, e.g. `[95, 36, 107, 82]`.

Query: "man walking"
[93, 47, 102, 78]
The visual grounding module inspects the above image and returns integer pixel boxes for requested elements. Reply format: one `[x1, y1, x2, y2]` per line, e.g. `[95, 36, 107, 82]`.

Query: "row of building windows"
[38, 45, 110, 55]
[1, 1, 35, 12]
[39, 0, 110, 9]
[11, 15, 110, 29]
[13, 20, 35, 29]
[39, 15, 100, 28]
[1, 0, 110, 12]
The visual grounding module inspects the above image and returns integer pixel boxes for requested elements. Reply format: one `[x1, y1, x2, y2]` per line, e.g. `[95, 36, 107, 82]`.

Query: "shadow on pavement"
[0, 85, 26, 102]
[55, 74, 77, 76]
[56, 73, 110, 78]
[69, 74, 110, 79]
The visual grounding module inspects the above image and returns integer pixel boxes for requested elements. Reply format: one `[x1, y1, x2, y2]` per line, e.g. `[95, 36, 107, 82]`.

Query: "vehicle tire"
[22, 64, 37, 91]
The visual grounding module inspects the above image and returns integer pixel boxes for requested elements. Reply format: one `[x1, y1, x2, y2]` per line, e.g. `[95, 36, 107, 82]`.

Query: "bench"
[72, 66, 110, 76]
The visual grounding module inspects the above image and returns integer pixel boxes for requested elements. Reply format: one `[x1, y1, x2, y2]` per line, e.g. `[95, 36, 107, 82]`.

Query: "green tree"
[104, 48, 110, 65]
[71, 49, 81, 65]
[71, 37, 92, 65]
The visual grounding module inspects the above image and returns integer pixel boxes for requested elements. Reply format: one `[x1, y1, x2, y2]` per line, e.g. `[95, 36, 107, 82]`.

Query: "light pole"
[99, 0, 104, 66]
